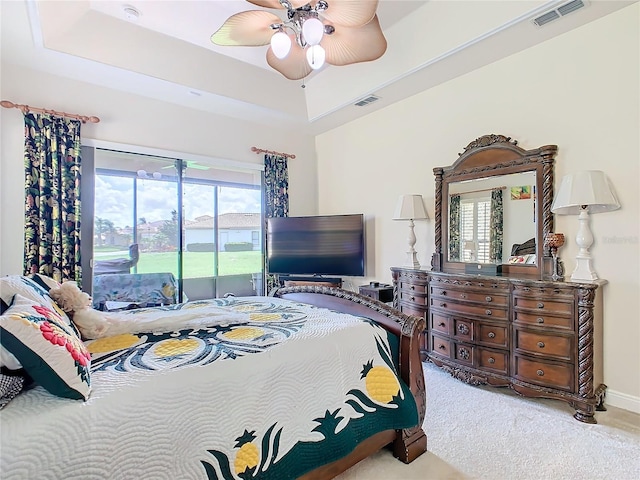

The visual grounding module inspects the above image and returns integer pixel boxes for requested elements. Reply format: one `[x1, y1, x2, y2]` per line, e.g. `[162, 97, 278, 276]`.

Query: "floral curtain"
[264, 154, 289, 293]
[448, 194, 461, 261]
[489, 188, 504, 263]
[23, 113, 82, 284]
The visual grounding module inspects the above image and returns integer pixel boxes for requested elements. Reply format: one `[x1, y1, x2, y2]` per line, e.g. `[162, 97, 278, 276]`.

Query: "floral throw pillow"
[0, 294, 91, 400]
[0, 275, 70, 325]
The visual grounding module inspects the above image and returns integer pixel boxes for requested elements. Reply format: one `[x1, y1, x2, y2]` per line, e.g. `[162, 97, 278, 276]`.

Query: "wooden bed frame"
[271, 285, 427, 478]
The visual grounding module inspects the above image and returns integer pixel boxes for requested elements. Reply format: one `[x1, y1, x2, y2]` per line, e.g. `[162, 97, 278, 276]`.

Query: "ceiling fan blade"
[161, 161, 209, 170]
[189, 163, 210, 170]
[211, 11, 283, 46]
[321, 0, 378, 27]
[247, 0, 311, 9]
[266, 41, 313, 80]
[323, 15, 386, 66]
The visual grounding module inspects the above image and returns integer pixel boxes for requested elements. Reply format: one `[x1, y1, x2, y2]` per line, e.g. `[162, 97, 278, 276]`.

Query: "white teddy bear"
[49, 281, 110, 340]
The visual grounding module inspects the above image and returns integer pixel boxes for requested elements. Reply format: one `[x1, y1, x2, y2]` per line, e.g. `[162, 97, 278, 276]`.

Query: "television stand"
[277, 275, 342, 288]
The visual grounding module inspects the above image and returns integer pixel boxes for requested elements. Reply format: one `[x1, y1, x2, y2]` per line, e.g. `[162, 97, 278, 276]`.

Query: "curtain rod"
[251, 146, 296, 159]
[450, 185, 507, 196]
[1, 100, 100, 124]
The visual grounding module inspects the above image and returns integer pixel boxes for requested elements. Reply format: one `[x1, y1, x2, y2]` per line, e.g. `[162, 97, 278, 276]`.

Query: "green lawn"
[95, 251, 262, 278]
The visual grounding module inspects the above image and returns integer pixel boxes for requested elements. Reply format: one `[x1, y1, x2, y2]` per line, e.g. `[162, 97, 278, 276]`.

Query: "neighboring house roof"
[186, 213, 261, 230]
[119, 220, 164, 235]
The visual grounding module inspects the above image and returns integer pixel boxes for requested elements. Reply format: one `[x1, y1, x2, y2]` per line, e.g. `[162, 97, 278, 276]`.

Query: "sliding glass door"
[90, 148, 264, 301]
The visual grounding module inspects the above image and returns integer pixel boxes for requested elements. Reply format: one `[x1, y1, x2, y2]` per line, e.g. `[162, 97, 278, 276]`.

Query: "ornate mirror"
[431, 134, 557, 278]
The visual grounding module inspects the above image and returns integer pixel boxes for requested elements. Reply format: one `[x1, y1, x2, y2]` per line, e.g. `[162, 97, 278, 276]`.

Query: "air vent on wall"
[354, 95, 380, 107]
[533, 0, 587, 27]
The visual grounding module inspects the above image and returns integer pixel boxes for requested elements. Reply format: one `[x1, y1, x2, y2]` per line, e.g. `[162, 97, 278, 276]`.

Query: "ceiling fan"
[161, 161, 210, 171]
[211, 0, 387, 80]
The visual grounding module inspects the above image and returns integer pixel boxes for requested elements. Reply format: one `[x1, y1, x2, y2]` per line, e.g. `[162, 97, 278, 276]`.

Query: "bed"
[0, 275, 426, 479]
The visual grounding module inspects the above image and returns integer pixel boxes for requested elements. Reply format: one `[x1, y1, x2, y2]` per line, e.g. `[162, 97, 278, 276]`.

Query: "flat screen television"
[267, 214, 365, 276]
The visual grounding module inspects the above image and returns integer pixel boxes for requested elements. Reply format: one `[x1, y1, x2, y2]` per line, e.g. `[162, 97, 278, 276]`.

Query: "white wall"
[316, 5, 640, 411]
[0, 64, 318, 275]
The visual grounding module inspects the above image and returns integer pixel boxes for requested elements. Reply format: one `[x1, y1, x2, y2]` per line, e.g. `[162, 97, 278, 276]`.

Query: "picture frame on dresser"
[392, 134, 606, 423]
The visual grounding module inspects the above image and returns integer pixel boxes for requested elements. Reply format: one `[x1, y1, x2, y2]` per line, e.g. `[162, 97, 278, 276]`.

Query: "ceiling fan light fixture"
[302, 17, 324, 46]
[306, 44, 325, 69]
[270, 30, 292, 59]
[213, 0, 384, 79]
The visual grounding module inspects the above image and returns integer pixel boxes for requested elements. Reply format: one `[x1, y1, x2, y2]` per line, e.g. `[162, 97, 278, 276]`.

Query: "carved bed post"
[393, 314, 427, 462]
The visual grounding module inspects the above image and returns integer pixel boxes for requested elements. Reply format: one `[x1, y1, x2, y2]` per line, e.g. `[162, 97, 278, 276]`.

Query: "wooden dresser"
[391, 266, 606, 423]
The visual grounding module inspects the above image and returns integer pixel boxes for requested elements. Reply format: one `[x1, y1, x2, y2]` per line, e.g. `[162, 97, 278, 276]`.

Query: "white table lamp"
[551, 170, 620, 281]
[394, 194, 428, 269]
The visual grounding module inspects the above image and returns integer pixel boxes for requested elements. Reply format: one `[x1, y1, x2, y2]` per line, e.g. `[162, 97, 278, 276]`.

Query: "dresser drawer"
[513, 297, 572, 315]
[478, 347, 508, 374]
[430, 334, 451, 358]
[454, 342, 474, 366]
[400, 281, 427, 294]
[453, 318, 473, 341]
[430, 287, 508, 306]
[399, 290, 427, 305]
[398, 303, 427, 320]
[431, 298, 507, 321]
[430, 312, 450, 335]
[514, 329, 572, 361]
[513, 311, 573, 330]
[478, 323, 508, 348]
[514, 355, 573, 391]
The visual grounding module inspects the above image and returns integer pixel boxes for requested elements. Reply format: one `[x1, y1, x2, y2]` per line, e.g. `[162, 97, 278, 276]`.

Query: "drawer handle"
[486, 309, 492, 316]
[523, 287, 531, 292]
[537, 302, 544, 309]
[441, 302, 447, 308]
[438, 322, 446, 327]
[488, 357, 495, 364]
[410, 285, 415, 290]
[438, 344, 446, 350]
[537, 369, 544, 376]
[485, 296, 492, 302]
[410, 296, 415, 301]
[537, 342, 545, 348]
[460, 293, 467, 299]
[537, 317, 544, 324]
[488, 332, 496, 338]
[441, 290, 447, 296]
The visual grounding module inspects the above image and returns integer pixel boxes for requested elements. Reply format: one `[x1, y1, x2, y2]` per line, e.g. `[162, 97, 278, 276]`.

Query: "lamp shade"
[551, 170, 620, 215]
[306, 44, 325, 69]
[302, 17, 324, 46]
[394, 194, 428, 220]
[270, 31, 292, 59]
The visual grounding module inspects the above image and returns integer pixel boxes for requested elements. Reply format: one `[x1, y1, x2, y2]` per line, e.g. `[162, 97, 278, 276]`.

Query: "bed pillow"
[0, 275, 70, 325]
[0, 294, 91, 400]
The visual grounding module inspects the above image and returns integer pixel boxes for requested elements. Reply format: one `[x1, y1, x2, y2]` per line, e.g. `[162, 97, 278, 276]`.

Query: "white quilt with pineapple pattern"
[0, 296, 418, 480]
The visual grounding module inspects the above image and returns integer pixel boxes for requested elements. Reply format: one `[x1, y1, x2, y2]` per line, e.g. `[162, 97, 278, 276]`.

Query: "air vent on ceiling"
[533, 0, 587, 27]
[354, 95, 380, 107]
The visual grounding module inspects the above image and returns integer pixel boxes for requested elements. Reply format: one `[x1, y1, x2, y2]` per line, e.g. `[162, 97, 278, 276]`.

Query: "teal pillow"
[0, 295, 91, 400]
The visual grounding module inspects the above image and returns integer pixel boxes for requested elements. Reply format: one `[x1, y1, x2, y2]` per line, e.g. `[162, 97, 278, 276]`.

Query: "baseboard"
[606, 389, 640, 414]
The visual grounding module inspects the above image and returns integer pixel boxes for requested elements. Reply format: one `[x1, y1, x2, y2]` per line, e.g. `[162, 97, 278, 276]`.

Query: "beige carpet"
[336, 362, 640, 480]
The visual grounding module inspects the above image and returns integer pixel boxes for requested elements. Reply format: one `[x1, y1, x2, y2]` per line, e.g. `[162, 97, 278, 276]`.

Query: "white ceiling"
[1, 0, 636, 135]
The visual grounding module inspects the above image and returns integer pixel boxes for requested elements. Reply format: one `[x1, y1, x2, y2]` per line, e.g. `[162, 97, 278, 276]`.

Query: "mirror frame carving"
[431, 134, 558, 278]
